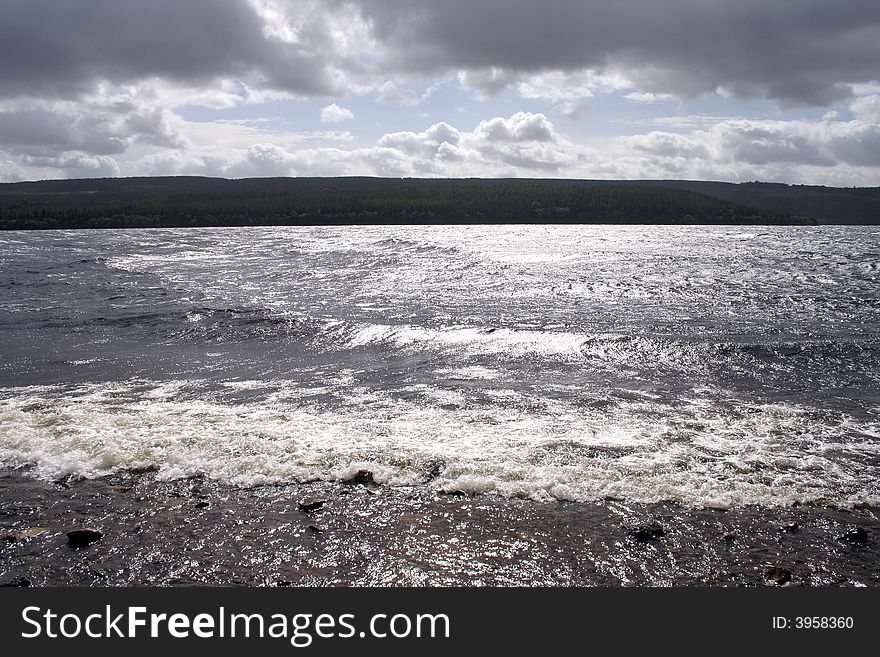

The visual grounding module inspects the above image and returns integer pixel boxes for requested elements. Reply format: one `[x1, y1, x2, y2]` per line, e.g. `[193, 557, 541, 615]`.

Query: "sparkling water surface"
[1, 225, 879, 508]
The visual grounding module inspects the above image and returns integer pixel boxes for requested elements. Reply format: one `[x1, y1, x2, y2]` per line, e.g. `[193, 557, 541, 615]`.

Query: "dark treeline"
[641, 180, 880, 225]
[0, 177, 814, 229]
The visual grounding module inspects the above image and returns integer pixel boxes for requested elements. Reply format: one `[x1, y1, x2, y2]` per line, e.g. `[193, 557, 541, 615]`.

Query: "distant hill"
[637, 181, 880, 225]
[0, 176, 830, 229]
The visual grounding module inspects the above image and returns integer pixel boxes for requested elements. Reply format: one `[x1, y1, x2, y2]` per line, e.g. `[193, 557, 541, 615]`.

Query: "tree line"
[0, 177, 813, 229]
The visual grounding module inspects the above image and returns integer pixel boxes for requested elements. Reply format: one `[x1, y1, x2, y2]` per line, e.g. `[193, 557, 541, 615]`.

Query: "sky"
[1, 0, 879, 185]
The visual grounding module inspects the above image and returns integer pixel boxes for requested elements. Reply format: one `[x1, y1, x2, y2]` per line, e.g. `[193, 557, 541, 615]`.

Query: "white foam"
[342, 322, 725, 370]
[1, 380, 878, 509]
[346, 324, 595, 360]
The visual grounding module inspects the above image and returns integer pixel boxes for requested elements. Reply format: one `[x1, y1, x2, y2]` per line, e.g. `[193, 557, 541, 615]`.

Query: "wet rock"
[763, 566, 792, 586]
[194, 501, 210, 509]
[838, 527, 869, 545]
[423, 460, 446, 483]
[781, 522, 800, 533]
[629, 523, 666, 542]
[129, 465, 160, 474]
[298, 500, 325, 512]
[1, 532, 17, 544]
[345, 470, 375, 485]
[306, 525, 325, 533]
[1, 577, 31, 587]
[66, 528, 103, 547]
[439, 489, 469, 498]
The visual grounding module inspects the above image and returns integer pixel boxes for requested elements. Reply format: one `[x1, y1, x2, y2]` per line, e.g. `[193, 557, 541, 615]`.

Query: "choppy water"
[1, 225, 879, 509]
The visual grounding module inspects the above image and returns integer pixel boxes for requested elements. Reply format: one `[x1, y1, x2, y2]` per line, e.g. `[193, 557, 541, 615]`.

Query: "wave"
[1, 379, 878, 509]
[338, 323, 752, 372]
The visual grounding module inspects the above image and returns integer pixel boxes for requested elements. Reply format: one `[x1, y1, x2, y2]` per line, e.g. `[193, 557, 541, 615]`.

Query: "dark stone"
[838, 527, 869, 544]
[298, 500, 325, 512]
[66, 528, 103, 547]
[723, 532, 736, 541]
[194, 501, 210, 509]
[1, 532, 17, 544]
[306, 525, 325, 533]
[0, 577, 31, 587]
[781, 522, 799, 533]
[129, 465, 160, 474]
[629, 523, 666, 542]
[345, 470, 375, 485]
[440, 489, 468, 498]
[763, 566, 792, 586]
[423, 460, 446, 482]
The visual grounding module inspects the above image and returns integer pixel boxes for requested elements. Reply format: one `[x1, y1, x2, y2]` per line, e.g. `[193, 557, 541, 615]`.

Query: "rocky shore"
[1, 467, 877, 587]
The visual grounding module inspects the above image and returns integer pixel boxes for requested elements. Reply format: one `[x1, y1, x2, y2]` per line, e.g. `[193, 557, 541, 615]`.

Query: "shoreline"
[1, 468, 877, 587]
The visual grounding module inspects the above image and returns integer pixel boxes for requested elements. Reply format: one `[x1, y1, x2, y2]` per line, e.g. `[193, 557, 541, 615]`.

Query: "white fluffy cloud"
[319, 103, 354, 123]
[851, 95, 880, 123]
[3, 107, 880, 185]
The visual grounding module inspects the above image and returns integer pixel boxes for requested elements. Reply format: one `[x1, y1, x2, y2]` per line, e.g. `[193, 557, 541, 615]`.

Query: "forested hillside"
[0, 177, 812, 229]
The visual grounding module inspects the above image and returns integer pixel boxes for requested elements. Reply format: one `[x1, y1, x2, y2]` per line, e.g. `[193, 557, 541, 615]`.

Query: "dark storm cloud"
[347, 0, 880, 105]
[0, 0, 338, 98]
[2, 1, 877, 106]
[0, 106, 183, 157]
[0, 109, 125, 155]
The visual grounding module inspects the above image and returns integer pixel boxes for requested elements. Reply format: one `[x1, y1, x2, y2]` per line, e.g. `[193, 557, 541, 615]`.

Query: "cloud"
[0, 0, 878, 186]
[377, 81, 419, 106]
[554, 101, 591, 119]
[0, 0, 360, 100]
[2, 1, 878, 111]
[376, 112, 574, 174]
[319, 103, 354, 123]
[375, 80, 442, 106]
[623, 132, 710, 159]
[718, 122, 835, 166]
[610, 114, 880, 181]
[19, 154, 121, 178]
[379, 122, 461, 156]
[237, 143, 296, 177]
[349, 0, 880, 106]
[457, 68, 522, 99]
[3, 106, 880, 185]
[474, 112, 556, 143]
[0, 101, 186, 168]
[515, 70, 628, 102]
[624, 92, 677, 104]
[851, 94, 880, 122]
